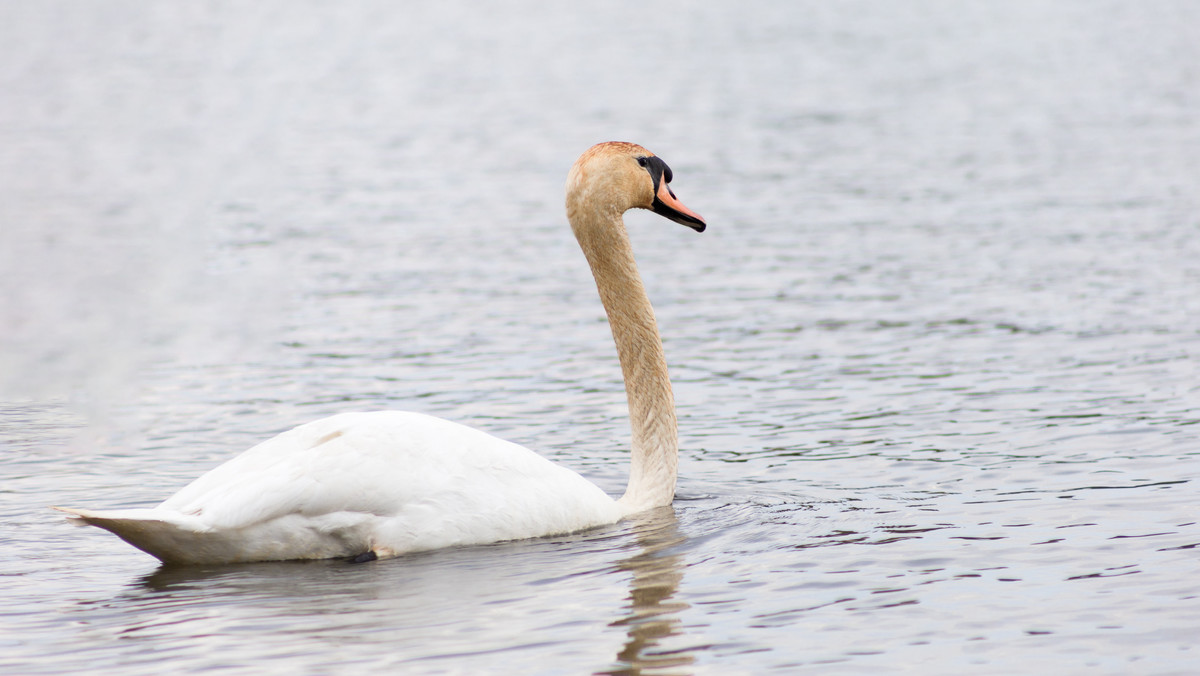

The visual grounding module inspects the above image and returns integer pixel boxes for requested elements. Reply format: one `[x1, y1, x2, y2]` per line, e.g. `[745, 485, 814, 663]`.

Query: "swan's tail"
[54, 506, 208, 564]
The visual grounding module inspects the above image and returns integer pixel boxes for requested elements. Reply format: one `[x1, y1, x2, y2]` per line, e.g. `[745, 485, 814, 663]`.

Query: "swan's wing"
[158, 412, 411, 530]
[157, 411, 616, 538]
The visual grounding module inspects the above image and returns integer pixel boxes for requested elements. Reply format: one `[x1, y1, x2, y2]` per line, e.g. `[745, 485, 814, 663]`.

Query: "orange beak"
[652, 177, 706, 232]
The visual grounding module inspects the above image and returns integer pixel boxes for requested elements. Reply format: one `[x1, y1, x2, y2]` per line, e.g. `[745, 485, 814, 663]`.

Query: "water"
[2, 1, 1199, 673]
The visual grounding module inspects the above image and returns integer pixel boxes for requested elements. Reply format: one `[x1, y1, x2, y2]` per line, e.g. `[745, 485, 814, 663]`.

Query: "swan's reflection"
[137, 558, 344, 591]
[601, 507, 693, 676]
[120, 510, 695, 674]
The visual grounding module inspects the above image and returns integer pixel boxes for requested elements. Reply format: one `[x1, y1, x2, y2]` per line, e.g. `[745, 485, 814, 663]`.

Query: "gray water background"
[2, 1, 1199, 673]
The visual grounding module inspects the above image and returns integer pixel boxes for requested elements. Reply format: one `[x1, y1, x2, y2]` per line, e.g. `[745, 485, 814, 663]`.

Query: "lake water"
[2, 1, 1199, 673]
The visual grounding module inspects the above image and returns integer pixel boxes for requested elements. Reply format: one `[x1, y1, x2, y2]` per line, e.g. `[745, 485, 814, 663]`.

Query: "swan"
[56, 141, 706, 564]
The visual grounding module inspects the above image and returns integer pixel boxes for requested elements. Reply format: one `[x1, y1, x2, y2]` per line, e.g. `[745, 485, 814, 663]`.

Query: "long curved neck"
[570, 205, 678, 513]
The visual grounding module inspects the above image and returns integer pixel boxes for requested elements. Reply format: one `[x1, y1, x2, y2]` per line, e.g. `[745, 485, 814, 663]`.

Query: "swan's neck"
[571, 206, 678, 513]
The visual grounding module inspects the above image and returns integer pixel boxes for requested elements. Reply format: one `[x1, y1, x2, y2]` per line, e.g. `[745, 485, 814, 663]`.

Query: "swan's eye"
[636, 157, 649, 168]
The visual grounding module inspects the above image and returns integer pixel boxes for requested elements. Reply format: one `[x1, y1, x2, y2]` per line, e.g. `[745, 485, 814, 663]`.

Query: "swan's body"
[61, 412, 623, 563]
[57, 142, 706, 565]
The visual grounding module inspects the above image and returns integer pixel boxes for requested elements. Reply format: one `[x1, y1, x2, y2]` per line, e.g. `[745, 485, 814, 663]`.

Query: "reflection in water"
[137, 558, 342, 592]
[601, 508, 694, 676]
[100, 513, 698, 675]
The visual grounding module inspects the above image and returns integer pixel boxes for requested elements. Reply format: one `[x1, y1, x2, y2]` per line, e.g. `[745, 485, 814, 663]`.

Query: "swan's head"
[566, 142, 706, 233]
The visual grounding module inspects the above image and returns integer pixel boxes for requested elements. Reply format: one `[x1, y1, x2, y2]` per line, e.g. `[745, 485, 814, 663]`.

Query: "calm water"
[3, 1, 1199, 673]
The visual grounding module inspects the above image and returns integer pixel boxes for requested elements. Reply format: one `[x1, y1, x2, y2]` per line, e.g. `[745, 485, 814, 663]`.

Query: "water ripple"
[3, 1, 1200, 674]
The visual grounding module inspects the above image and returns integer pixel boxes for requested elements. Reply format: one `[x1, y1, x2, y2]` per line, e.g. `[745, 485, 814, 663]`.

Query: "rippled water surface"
[3, 2, 1199, 674]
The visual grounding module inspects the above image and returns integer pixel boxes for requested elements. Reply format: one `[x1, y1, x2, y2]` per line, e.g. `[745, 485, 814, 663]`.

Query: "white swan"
[56, 141, 706, 565]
